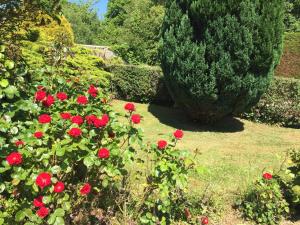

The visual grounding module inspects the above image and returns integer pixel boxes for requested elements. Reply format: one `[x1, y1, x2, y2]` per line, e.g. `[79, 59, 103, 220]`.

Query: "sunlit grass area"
[113, 100, 300, 223]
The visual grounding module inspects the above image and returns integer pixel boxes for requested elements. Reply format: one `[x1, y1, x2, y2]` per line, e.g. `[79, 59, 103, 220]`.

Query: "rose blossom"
[33, 196, 44, 208]
[56, 92, 68, 101]
[131, 114, 141, 124]
[71, 115, 84, 125]
[43, 95, 55, 107]
[36, 207, 49, 218]
[60, 112, 71, 120]
[34, 131, 43, 139]
[157, 140, 167, 150]
[88, 85, 98, 97]
[85, 115, 97, 125]
[77, 95, 88, 105]
[35, 90, 46, 102]
[124, 103, 135, 112]
[173, 129, 184, 139]
[54, 181, 65, 193]
[38, 114, 51, 124]
[201, 216, 209, 225]
[80, 183, 91, 195]
[98, 148, 110, 159]
[6, 152, 22, 166]
[263, 172, 273, 180]
[36, 172, 52, 189]
[15, 140, 24, 147]
[68, 128, 82, 137]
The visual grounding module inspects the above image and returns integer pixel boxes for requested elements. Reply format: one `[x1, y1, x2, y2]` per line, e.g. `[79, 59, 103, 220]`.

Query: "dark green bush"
[108, 64, 172, 103]
[242, 77, 300, 128]
[161, 0, 285, 122]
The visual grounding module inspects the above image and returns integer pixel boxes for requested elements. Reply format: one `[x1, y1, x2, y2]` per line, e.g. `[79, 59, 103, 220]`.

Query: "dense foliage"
[98, 0, 164, 65]
[276, 149, 300, 214]
[238, 173, 289, 225]
[285, 0, 300, 31]
[161, 0, 285, 122]
[242, 77, 300, 128]
[108, 64, 171, 103]
[62, 1, 102, 45]
[0, 0, 62, 43]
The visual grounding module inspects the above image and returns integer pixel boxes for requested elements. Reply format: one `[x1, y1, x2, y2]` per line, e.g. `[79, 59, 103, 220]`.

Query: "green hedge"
[108, 64, 172, 103]
[241, 77, 300, 128]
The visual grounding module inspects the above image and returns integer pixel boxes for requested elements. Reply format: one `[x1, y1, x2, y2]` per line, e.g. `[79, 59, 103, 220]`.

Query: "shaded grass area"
[276, 32, 300, 79]
[112, 100, 300, 223]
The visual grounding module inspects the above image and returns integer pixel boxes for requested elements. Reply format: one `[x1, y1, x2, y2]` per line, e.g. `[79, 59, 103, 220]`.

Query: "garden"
[0, 0, 299, 225]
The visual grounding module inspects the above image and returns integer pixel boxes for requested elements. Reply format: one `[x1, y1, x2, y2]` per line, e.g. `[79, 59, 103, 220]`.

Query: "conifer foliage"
[161, 0, 285, 122]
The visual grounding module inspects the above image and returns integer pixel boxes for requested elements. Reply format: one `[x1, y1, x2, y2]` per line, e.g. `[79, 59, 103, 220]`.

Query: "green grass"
[112, 100, 300, 223]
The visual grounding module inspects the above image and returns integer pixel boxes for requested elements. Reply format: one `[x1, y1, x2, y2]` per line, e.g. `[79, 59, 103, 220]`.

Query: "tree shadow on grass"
[148, 103, 244, 133]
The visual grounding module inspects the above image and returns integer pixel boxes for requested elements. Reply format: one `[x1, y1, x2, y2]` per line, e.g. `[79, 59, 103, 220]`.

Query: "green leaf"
[56, 148, 65, 157]
[53, 208, 65, 217]
[54, 217, 65, 225]
[15, 210, 25, 222]
[4, 60, 14, 69]
[83, 156, 94, 167]
[0, 79, 9, 88]
[102, 179, 109, 188]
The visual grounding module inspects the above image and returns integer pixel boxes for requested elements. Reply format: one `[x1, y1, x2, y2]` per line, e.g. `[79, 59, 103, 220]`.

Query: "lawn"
[112, 100, 300, 224]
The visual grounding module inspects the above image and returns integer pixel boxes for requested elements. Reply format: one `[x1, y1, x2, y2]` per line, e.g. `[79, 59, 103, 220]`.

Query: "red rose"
[15, 140, 24, 147]
[263, 172, 272, 180]
[98, 148, 110, 159]
[60, 112, 71, 120]
[71, 115, 84, 125]
[173, 130, 183, 139]
[6, 152, 22, 166]
[85, 115, 97, 125]
[34, 131, 43, 139]
[68, 128, 82, 137]
[88, 85, 98, 97]
[77, 95, 88, 105]
[102, 114, 109, 124]
[80, 183, 91, 195]
[54, 181, 65, 193]
[33, 196, 44, 208]
[36, 207, 49, 218]
[43, 95, 55, 107]
[124, 103, 135, 112]
[93, 118, 106, 128]
[56, 92, 68, 101]
[131, 114, 141, 124]
[35, 90, 46, 102]
[38, 114, 51, 124]
[36, 172, 52, 189]
[157, 140, 167, 150]
[201, 216, 209, 225]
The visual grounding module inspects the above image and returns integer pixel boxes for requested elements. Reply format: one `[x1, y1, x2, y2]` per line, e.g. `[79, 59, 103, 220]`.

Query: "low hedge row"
[109, 64, 299, 128]
[241, 77, 300, 128]
[108, 64, 172, 103]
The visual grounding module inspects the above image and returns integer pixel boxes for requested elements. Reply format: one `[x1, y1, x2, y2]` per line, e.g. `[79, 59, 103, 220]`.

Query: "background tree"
[161, 0, 285, 122]
[62, 0, 102, 44]
[98, 0, 165, 65]
[0, 0, 62, 43]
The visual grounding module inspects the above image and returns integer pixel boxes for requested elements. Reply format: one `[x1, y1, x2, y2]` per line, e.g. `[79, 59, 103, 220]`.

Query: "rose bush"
[0, 76, 146, 224]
